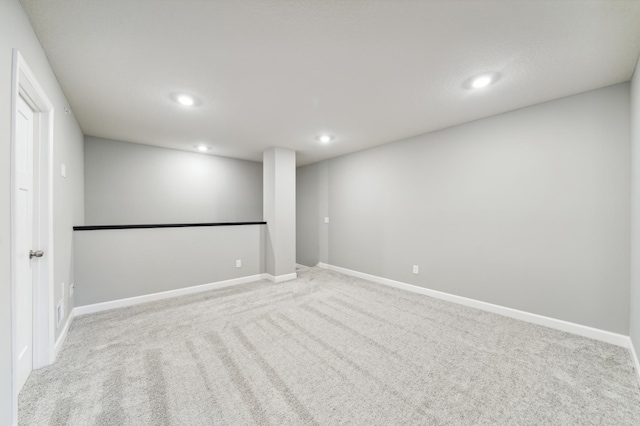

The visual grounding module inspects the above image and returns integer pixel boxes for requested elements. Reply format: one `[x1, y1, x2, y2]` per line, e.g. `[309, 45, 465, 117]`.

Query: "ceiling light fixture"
[471, 75, 492, 89]
[464, 72, 501, 90]
[317, 134, 333, 143]
[196, 145, 210, 152]
[177, 95, 195, 106]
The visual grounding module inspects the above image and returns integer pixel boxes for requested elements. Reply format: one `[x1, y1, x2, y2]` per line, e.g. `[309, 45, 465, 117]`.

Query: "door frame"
[10, 49, 55, 423]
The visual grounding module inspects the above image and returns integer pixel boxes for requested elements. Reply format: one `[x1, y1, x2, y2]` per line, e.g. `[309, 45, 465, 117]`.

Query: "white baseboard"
[40, 263, 640, 388]
[264, 272, 298, 283]
[53, 309, 75, 360]
[324, 263, 630, 348]
[73, 274, 265, 316]
[630, 337, 640, 385]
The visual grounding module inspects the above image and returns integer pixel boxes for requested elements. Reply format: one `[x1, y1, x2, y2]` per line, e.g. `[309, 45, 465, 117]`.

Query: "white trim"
[630, 338, 640, 386]
[296, 263, 310, 271]
[40, 263, 640, 392]
[264, 272, 298, 283]
[10, 50, 55, 426]
[74, 274, 265, 316]
[325, 264, 630, 348]
[276, 273, 297, 282]
[53, 309, 75, 359]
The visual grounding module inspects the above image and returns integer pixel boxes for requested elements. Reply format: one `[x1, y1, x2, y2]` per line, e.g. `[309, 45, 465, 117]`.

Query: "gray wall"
[0, 0, 85, 422]
[299, 83, 630, 334]
[74, 225, 264, 306]
[318, 162, 330, 265]
[631, 56, 640, 357]
[296, 162, 330, 267]
[296, 163, 320, 266]
[84, 137, 262, 225]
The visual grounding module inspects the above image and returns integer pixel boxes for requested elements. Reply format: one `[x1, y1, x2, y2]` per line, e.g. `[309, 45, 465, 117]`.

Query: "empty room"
[2, 0, 640, 424]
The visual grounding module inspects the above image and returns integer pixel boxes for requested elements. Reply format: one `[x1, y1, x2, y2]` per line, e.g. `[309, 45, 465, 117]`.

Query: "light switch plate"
[61, 163, 66, 178]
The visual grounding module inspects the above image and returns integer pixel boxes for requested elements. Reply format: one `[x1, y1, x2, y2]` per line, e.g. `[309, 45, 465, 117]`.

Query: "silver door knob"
[29, 250, 44, 259]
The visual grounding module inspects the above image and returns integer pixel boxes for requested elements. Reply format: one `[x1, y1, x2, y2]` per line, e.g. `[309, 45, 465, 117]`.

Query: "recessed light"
[196, 145, 210, 152]
[177, 95, 195, 106]
[471, 75, 492, 89]
[317, 134, 333, 143]
[464, 72, 501, 90]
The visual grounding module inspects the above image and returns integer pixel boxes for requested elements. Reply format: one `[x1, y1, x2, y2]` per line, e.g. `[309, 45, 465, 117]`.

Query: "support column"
[263, 147, 296, 281]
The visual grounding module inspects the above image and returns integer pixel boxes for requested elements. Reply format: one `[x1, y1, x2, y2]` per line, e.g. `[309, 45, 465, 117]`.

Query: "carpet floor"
[19, 267, 640, 425]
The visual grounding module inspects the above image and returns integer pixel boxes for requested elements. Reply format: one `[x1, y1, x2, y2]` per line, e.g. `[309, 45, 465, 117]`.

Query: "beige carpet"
[19, 267, 640, 425]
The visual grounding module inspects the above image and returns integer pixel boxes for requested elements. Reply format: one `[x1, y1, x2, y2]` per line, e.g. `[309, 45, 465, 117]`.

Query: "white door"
[15, 95, 35, 393]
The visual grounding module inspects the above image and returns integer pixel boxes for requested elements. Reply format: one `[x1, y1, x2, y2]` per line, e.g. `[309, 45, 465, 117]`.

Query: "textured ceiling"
[20, 0, 640, 165]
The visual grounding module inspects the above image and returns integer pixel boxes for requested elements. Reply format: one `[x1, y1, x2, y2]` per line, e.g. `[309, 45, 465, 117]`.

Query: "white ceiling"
[20, 0, 640, 166]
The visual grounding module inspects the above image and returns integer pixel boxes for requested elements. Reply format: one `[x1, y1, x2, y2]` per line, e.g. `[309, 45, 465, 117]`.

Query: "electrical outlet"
[69, 282, 74, 297]
[413, 265, 419, 274]
[324, 217, 329, 223]
[236, 259, 242, 268]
